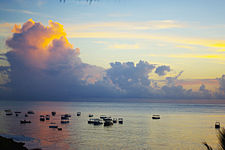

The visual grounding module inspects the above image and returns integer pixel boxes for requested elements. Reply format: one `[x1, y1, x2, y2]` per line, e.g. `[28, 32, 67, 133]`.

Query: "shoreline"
[0, 136, 41, 150]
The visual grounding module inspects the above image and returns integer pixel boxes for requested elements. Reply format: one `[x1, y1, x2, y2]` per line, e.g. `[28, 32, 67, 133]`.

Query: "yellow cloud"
[65, 20, 185, 32]
[169, 54, 225, 59]
[176, 45, 194, 49]
[109, 44, 139, 49]
[67, 31, 225, 49]
[217, 49, 225, 52]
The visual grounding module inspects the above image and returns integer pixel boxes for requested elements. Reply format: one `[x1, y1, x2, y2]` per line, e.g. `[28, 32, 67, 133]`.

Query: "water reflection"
[0, 101, 225, 150]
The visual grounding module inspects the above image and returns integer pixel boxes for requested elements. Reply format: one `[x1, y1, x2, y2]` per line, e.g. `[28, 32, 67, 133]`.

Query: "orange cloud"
[7, 19, 77, 69]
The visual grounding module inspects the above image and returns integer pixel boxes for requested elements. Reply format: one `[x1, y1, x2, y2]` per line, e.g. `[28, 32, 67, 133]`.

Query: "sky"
[0, 0, 225, 100]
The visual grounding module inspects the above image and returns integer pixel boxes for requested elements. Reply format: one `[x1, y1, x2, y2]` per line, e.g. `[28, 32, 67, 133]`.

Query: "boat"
[104, 118, 113, 126]
[77, 112, 81, 116]
[64, 114, 71, 118]
[46, 115, 50, 120]
[152, 115, 160, 119]
[88, 118, 95, 124]
[51, 112, 56, 116]
[27, 111, 35, 114]
[40, 115, 45, 121]
[100, 115, 107, 120]
[25, 114, 28, 117]
[49, 125, 58, 128]
[88, 118, 103, 125]
[14, 111, 21, 114]
[6, 112, 13, 116]
[113, 118, 117, 123]
[61, 115, 69, 120]
[61, 120, 69, 124]
[20, 120, 31, 124]
[118, 118, 123, 124]
[89, 114, 93, 117]
[93, 119, 103, 125]
[58, 128, 62, 131]
[4, 109, 11, 112]
[215, 122, 220, 129]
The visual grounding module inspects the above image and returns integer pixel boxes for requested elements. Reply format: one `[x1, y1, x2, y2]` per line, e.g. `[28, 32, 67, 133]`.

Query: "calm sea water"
[0, 100, 225, 150]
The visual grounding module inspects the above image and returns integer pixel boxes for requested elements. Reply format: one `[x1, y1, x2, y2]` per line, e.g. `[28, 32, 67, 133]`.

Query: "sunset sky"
[0, 0, 225, 100]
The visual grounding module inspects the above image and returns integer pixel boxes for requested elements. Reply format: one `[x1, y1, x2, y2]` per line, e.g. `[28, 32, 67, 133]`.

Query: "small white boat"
[113, 118, 117, 123]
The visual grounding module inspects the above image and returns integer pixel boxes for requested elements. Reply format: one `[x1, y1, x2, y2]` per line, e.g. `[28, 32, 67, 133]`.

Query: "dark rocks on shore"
[0, 136, 41, 150]
[0, 136, 28, 150]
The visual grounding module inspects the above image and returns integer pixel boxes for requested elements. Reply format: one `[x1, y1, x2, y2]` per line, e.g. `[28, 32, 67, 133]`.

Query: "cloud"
[0, 19, 224, 100]
[166, 71, 183, 86]
[155, 65, 171, 76]
[0, 22, 15, 36]
[2, 19, 106, 100]
[68, 31, 225, 49]
[176, 45, 194, 49]
[0, 8, 39, 15]
[65, 20, 185, 32]
[199, 84, 212, 97]
[109, 44, 139, 50]
[106, 61, 156, 97]
[218, 75, 225, 95]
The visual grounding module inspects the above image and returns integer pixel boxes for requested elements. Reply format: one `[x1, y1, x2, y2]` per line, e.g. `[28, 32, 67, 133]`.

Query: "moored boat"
[104, 117, 113, 126]
[118, 118, 123, 124]
[49, 125, 58, 128]
[40, 115, 45, 121]
[77, 112, 81, 116]
[51, 112, 56, 116]
[6, 112, 13, 116]
[152, 115, 160, 119]
[27, 111, 35, 114]
[61, 115, 69, 120]
[20, 120, 31, 124]
[58, 128, 62, 131]
[46, 115, 50, 120]
[61, 120, 69, 124]
[215, 122, 220, 129]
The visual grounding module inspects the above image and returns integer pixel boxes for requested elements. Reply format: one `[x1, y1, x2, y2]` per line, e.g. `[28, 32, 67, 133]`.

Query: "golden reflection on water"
[148, 114, 224, 150]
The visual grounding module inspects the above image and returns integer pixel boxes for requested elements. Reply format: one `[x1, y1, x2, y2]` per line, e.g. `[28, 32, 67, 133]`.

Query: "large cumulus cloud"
[2, 19, 107, 100]
[0, 19, 223, 100]
[106, 61, 156, 97]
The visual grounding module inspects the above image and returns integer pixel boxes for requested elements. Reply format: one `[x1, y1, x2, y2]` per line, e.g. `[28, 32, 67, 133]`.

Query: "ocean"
[0, 100, 225, 150]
